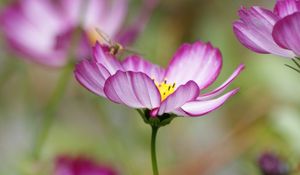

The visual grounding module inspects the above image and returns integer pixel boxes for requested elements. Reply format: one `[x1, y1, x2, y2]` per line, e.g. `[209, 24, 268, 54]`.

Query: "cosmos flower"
[55, 155, 118, 175]
[0, 0, 156, 67]
[233, 0, 300, 58]
[74, 41, 244, 118]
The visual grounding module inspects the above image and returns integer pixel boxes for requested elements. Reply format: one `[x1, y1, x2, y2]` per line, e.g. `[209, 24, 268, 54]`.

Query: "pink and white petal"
[116, 0, 157, 45]
[233, 7, 294, 57]
[14, 0, 68, 30]
[71, 0, 127, 37]
[273, 12, 300, 56]
[92, 42, 123, 74]
[199, 64, 245, 100]
[62, 0, 127, 38]
[60, 0, 84, 25]
[274, 0, 300, 18]
[3, 31, 67, 67]
[165, 41, 222, 89]
[122, 55, 165, 82]
[171, 108, 188, 117]
[156, 81, 200, 115]
[174, 89, 239, 117]
[97, 0, 128, 37]
[74, 60, 110, 96]
[233, 21, 269, 54]
[83, 0, 108, 29]
[0, 0, 69, 67]
[103, 71, 161, 109]
[61, 0, 107, 27]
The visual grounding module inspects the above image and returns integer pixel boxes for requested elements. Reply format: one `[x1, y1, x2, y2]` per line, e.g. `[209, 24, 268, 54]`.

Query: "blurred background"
[0, 0, 300, 175]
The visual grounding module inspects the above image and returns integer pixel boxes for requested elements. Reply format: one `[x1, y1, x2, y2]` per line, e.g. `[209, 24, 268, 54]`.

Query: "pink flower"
[0, 0, 156, 67]
[257, 152, 290, 175]
[74, 41, 244, 118]
[233, 0, 300, 58]
[54, 155, 118, 175]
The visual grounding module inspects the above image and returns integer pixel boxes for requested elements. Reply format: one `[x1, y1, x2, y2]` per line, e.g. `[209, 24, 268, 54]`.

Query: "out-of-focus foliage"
[1, 0, 300, 175]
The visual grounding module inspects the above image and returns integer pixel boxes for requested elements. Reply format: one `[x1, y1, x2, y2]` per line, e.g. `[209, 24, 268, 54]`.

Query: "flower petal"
[0, 0, 69, 67]
[157, 81, 200, 115]
[233, 7, 294, 57]
[74, 60, 110, 96]
[103, 71, 161, 109]
[273, 12, 300, 56]
[199, 64, 245, 100]
[62, 0, 127, 38]
[164, 41, 222, 89]
[174, 89, 239, 117]
[92, 42, 123, 74]
[116, 0, 157, 45]
[98, 0, 129, 37]
[122, 55, 165, 82]
[60, 0, 89, 25]
[274, 0, 300, 18]
[55, 155, 118, 175]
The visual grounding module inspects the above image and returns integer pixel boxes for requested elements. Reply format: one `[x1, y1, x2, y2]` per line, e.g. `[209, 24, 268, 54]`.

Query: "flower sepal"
[137, 109, 177, 128]
[285, 57, 300, 73]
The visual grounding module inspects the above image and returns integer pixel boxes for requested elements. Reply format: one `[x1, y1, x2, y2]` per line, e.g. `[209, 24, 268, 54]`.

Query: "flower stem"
[0, 58, 18, 89]
[31, 0, 89, 160]
[151, 125, 159, 175]
[32, 63, 72, 159]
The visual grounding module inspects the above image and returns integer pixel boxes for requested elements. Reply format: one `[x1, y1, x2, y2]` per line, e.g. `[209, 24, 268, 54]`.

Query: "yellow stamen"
[87, 28, 104, 45]
[154, 80, 176, 101]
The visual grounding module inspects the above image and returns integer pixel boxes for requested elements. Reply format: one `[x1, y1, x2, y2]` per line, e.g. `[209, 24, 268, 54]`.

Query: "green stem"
[0, 59, 18, 89]
[32, 63, 73, 159]
[31, 0, 88, 160]
[151, 125, 159, 175]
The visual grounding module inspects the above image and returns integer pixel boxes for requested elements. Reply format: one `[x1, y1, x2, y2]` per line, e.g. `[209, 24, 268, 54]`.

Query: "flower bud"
[258, 152, 289, 175]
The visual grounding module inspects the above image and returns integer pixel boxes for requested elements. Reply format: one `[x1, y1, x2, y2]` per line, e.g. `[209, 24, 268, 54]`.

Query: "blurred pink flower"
[258, 152, 289, 175]
[0, 0, 156, 67]
[55, 155, 118, 175]
[74, 41, 244, 117]
[233, 0, 300, 58]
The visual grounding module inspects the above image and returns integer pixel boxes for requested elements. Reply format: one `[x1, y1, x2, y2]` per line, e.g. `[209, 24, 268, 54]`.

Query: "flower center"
[87, 28, 102, 45]
[155, 80, 176, 101]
